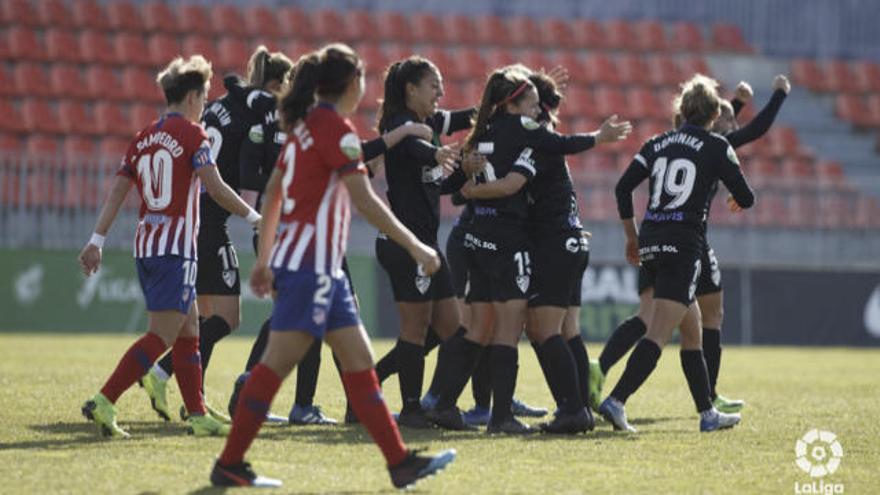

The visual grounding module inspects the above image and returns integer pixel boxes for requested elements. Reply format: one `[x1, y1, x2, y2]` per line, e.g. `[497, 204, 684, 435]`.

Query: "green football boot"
[588, 359, 605, 413]
[81, 393, 130, 438]
[180, 401, 232, 424]
[712, 394, 745, 413]
[187, 414, 231, 437]
[138, 368, 171, 421]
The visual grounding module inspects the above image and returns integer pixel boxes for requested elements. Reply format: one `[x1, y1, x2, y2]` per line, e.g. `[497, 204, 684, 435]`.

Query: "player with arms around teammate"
[78, 56, 262, 438]
[210, 44, 456, 489]
[141, 46, 294, 424]
[599, 75, 754, 433]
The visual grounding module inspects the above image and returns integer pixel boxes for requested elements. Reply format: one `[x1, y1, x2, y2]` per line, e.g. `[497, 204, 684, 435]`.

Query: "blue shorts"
[271, 269, 361, 338]
[136, 255, 197, 314]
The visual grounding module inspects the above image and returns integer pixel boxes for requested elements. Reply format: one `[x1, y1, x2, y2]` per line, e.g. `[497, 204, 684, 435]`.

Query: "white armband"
[89, 233, 105, 249]
[245, 210, 261, 225]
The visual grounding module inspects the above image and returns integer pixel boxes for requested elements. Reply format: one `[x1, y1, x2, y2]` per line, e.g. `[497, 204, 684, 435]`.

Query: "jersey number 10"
[649, 157, 696, 210]
[136, 149, 173, 210]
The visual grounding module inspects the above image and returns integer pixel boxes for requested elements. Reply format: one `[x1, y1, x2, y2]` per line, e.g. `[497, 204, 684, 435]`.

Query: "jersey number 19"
[649, 157, 696, 210]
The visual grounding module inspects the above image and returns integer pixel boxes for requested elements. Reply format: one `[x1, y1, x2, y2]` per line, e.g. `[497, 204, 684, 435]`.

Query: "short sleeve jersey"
[117, 113, 215, 259]
[269, 104, 367, 277]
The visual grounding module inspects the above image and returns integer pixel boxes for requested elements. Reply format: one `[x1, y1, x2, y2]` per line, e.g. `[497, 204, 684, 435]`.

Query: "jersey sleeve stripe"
[634, 153, 647, 168]
[288, 223, 315, 271]
[441, 110, 452, 136]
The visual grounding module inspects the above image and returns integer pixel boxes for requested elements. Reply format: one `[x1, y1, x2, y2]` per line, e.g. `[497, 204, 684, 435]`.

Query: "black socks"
[156, 315, 232, 380]
[294, 338, 322, 407]
[396, 339, 425, 413]
[427, 326, 466, 398]
[470, 346, 491, 408]
[244, 318, 271, 372]
[375, 326, 442, 383]
[489, 344, 518, 425]
[680, 350, 713, 412]
[599, 316, 647, 375]
[539, 335, 584, 414]
[567, 335, 591, 407]
[702, 328, 722, 400]
[435, 333, 484, 410]
[609, 338, 661, 404]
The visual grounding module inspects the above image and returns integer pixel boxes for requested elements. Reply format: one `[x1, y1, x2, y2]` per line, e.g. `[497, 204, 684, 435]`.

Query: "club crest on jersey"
[516, 275, 531, 294]
[339, 132, 362, 160]
[313, 307, 327, 325]
[415, 265, 431, 295]
[222, 269, 237, 288]
[248, 124, 264, 144]
[520, 116, 540, 130]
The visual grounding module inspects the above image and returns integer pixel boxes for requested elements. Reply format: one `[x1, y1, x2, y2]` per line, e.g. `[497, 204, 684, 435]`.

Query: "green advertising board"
[0, 249, 379, 335]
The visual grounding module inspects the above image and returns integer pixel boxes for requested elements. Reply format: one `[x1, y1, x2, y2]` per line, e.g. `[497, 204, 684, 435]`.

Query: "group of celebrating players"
[75, 37, 789, 488]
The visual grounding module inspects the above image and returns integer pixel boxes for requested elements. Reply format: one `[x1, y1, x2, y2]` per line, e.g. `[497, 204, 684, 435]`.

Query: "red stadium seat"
[284, 41, 315, 64]
[865, 95, 880, 127]
[376, 11, 413, 43]
[181, 36, 218, 67]
[36, 0, 73, 29]
[79, 31, 118, 65]
[58, 101, 97, 135]
[115, 33, 151, 67]
[679, 56, 711, 77]
[754, 193, 789, 227]
[243, 5, 281, 40]
[62, 136, 96, 159]
[441, 14, 478, 45]
[177, 4, 212, 35]
[442, 82, 465, 108]
[475, 15, 511, 46]
[94, 102, 131, 136]
[211, 4, 247, 38]
[791, 59, 825, 92]
[539, 18, 575, 49]
[646, 55, 683, 87]
[669, 22, 705, 52]
[147, 33, 180, 67]
[851, 61, 880, 93]
[632, 20, 667, 52]
[71, 0, 109, 31]
[0, 67, 14, 97]
[86, 66, 126, 101]
[50, 64, 90, 100]
[46, 29, 81, 63]
[552, 52, 589, 84]
[8, 27, 47, 61]
[780, 157, 816, 185]
[448, 47, 487, 81]
[570, 19, 605, 49]
[483, 48, 516, 72]
[618, 54, 649, 85]
[815, 160, 846, 187]
[358, 43, 388, 76]
[361, 74, 382, 112]
[22, 99, 62, 134]
[562, 87, 594, 118]
[411, 13, 447, 45]
[507, 16, 542, 47]
[423, 47, 456, 80]
[711, 23, 752, 53]
[99, 137, 129, 157]
[825, 60, 859, 93]
[107, 1, 145, 33]
[593, 86, 628, 120]
[604, 20, 637, 51]
[342, 10, 380, 42]
[207, 74, 223, 101]
[131, 103, 160, 129]
[122, 67, 163, 104]
[520, 50, 553, 74]
[834, 93, 869, 126]
[0, 134, 23, 153]
[216, 38, 250, 73]
[26, 134, 59, 156]
[626, 87, 662, 120]
[584, 53, 620, 85]
[458, 80, 483, 108]
[277, 7, 313, 40]
[14, 63, 52, 98]
[142, 1, 179, 33]
[3, 0, 39, 27]
[0, 99, 25, 133]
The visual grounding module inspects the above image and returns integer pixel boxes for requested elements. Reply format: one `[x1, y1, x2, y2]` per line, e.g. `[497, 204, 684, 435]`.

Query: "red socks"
[172, 336, 206, 416]
[100, 332, 167, 403]
[343, 369, 408, 467]
[219, 364, 282, 466]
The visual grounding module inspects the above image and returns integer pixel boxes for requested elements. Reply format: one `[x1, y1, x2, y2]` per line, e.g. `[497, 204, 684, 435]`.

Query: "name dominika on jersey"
[270, 104, 367, 278]
[117, 113, 215, 260]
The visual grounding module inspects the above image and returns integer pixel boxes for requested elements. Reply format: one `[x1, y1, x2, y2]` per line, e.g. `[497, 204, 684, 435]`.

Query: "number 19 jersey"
[117, 113, 215, 260]
[270, 104, 367, 277]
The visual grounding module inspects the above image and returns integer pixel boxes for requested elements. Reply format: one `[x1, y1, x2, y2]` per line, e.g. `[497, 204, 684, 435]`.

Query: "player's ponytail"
[248, 46, 294, 90]
[377, 56, 439, 133]
[678, 74, 721, 128]
[464, 69, 533, 152]
[529, 71, 562, 127]
[279, 53, 321, 131]
[278, 43, 362, 131]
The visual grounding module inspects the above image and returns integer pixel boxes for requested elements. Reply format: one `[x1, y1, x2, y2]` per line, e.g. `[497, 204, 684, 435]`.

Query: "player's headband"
[499, 82, 530, 107]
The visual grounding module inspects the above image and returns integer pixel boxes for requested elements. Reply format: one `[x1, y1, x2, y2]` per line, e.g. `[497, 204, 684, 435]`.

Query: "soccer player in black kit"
[139, 46, 294, 424]
[430, 67, 629, 434]
[599, 75, 754, 433]
[594, 74, 790, 414]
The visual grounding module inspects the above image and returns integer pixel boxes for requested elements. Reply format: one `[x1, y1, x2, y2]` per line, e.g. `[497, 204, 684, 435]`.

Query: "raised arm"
[727, 79, 788, 149]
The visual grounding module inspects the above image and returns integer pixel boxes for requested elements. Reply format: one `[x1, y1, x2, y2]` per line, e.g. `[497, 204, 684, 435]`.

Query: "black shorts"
[694, 242, 722, 296]
[464, 222, 531, 304]
[446, 223, 469, 299]
[376, 235, 455, 303]
[638, 239, 702, 306]
[528, 230, 590, 308]
[196, 224, 240, 296]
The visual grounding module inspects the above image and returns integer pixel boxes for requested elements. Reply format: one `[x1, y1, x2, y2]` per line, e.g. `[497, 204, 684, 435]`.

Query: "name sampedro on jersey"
[270, 104, 367, 277]
[117, 113, 215, 260]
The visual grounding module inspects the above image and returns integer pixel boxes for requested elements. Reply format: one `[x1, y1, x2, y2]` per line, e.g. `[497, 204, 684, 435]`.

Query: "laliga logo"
[794, 429, 844, 494]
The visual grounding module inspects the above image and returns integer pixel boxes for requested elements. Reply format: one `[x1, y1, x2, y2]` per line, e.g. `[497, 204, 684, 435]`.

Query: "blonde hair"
[674, 74, 721, 128]
[247, 45, 294, 89]
[156, 55, 213, 104]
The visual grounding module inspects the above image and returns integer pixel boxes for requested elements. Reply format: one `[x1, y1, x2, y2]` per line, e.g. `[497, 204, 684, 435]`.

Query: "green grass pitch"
[0, 334, 877, 494]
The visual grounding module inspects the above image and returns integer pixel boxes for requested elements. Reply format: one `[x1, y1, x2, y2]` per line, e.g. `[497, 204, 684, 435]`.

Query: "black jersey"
[471, 113, 596, 225]
[616, 124, 754, 244]
[200, 76, 265, 226]
[526, 149, 582, 235]
[381, 108, 474, 245]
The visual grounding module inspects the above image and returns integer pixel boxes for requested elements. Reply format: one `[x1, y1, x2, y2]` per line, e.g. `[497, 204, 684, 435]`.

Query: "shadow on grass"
[188, 486, 393, 495]
[0, 421, 187, 451]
